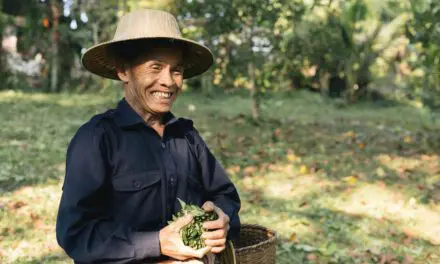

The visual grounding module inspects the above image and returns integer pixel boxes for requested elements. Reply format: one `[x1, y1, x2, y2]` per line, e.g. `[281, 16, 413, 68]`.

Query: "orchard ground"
[1, 90, 440, 263]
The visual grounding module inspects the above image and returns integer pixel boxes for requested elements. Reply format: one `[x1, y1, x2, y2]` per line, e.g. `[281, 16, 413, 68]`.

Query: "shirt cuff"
[131, 231, 161, 259]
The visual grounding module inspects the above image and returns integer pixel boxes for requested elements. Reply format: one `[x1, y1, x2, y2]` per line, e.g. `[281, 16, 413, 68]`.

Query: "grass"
[1, 89, 440, 263]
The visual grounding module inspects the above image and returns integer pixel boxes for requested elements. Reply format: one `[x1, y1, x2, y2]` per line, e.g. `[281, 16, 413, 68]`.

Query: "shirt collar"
[114, 98, 178, 128]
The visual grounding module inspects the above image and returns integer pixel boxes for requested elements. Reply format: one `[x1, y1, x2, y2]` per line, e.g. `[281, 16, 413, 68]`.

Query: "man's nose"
[158, 67, 175, 88]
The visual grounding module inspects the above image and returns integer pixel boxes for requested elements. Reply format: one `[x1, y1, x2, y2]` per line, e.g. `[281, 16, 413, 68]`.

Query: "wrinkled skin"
[116, 46, 184, 136]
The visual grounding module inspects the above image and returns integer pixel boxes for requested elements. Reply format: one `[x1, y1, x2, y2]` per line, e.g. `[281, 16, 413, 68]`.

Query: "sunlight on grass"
[332, 183, 440, 245]
[0, 182, 68, 263]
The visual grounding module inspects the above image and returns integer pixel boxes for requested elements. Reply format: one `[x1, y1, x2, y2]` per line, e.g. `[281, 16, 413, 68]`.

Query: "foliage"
[169, 198, 218, 250]
[403, 0, 440, 107]
[0, 0, 439, 111]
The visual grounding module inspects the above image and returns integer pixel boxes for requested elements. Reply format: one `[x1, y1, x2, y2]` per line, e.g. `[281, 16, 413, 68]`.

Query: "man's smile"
[151, 91, 173, 99]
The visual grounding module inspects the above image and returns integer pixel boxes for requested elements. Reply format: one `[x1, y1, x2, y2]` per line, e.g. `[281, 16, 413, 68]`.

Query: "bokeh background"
[0, 0, 439, 263]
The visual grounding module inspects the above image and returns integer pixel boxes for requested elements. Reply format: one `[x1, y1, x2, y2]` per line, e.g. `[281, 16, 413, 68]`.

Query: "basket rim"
[235, 223, 277, 253]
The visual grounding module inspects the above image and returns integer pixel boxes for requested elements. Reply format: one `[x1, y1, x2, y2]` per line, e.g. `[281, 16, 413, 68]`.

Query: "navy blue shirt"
[56, 98, 241, 263]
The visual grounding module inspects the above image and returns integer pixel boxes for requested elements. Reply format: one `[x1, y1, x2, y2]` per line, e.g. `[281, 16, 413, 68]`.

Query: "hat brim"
[81, 37, 214, 80]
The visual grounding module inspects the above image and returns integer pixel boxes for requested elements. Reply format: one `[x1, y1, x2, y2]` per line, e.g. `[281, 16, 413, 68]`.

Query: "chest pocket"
[111, 170, 162, 228]
[112, 170, 161, 191]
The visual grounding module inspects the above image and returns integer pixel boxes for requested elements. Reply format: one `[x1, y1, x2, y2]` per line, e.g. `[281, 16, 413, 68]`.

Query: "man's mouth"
[152, 91, 173, 99]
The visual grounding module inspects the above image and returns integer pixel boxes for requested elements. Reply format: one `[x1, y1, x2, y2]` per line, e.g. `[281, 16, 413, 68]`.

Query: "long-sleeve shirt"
[56, 98, 241, 264]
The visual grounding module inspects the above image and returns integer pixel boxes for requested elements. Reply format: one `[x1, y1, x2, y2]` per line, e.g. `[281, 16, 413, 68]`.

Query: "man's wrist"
[131, 231, 161, 259]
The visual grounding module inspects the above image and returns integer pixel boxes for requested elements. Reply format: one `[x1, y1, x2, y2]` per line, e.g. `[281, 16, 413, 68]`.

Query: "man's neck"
[125, 97, 165, 127]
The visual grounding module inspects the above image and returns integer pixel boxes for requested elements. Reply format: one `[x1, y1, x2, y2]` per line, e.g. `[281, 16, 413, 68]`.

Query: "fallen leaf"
[289, 232, 297, 242]
[299, 165, 309, 174]
[343, 130, 356, 138]
[343, 175, 358, 185]
[299, 201, 308, 208]
[404, 136, 413, 143]
[226, 165, 240, 174]
[8, 201, 27, 210]
[403, 236, 412, 246]
[30, 213, 40, 221]
[287, 153, 300, 162]
[243, 166, 257, 176]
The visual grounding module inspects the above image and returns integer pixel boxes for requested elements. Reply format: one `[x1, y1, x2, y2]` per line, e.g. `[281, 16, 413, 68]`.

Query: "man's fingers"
[201, 228, 227, 240]
[201, 201, 215, 212]
[203, 217, 229, 230]
[211, 246, 226, 254]
[172, 214, 193, 230]
[203, 238, 226, 247]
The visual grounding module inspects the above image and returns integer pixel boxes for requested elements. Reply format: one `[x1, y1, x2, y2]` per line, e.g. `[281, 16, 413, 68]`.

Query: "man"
[56, 9, 240, 264]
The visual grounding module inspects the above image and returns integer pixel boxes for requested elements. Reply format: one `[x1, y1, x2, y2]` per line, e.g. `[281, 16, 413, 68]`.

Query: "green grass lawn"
[1, 89, 440, 263]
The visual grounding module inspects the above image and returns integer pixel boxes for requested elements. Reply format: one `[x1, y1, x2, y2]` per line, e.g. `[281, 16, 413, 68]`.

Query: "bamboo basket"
[233, 224, 277, 264]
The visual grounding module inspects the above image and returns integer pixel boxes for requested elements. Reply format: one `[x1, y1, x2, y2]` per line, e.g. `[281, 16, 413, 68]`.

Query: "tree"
[178, 0, 284, 121]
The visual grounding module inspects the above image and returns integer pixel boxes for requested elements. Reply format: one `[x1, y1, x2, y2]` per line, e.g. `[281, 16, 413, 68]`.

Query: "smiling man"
[56, 9, 240, 264]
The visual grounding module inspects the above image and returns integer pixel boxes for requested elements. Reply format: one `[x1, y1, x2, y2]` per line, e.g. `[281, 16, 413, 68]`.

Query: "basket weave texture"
[234, 224, 277, 264]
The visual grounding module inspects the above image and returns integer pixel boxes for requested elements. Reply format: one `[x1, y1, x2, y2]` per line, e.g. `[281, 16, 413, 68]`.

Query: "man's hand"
[159, 214, 211, 261]
[201, 201, 230, 254]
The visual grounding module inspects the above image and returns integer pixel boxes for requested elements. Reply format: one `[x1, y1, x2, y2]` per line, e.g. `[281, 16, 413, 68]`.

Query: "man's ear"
[116, 63, 130, 83]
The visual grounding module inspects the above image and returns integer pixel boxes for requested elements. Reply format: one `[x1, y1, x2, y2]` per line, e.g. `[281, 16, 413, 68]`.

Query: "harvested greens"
[169, 199, 218, 249]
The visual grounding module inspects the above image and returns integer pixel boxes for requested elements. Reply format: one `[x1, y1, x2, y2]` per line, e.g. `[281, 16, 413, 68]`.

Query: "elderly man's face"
[117, 46, 184, 116]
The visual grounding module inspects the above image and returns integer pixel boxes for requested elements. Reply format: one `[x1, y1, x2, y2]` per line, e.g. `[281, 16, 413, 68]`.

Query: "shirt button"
[133, 181, 141, 188]
[161, 142, 166, 149]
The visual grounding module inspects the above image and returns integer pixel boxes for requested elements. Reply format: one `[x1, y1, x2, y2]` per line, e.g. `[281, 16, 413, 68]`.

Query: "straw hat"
[81, 9, 214, 80]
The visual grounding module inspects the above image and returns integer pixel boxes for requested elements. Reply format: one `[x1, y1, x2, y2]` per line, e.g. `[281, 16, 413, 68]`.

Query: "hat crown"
[113, 9, 182, 41]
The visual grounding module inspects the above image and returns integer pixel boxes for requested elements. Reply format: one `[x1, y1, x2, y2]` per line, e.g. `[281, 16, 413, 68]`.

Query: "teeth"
[152, 92, 172, 99]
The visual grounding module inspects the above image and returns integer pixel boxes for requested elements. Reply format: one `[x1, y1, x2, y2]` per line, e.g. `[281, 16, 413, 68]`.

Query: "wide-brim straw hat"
[81, 9, 214, 80]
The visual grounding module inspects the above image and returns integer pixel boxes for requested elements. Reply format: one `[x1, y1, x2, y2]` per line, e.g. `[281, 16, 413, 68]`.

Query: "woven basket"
[233, 224, 277, 264]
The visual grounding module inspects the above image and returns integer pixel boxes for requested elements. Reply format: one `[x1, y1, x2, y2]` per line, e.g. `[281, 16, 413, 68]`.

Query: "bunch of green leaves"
[169, 199, 218, 250]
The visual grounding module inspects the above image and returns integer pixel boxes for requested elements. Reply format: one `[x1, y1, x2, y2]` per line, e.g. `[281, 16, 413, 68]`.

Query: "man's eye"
[173, 68, 184, 75]
[151, 64, 162, 70]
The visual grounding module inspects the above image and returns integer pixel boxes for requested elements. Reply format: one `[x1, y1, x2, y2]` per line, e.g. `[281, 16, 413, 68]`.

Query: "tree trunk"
[246, 25, 259, 121]
[248, 60, 259, 121]
[49, 0, 60, 93]
[202, 70, 214, 96]
[92, 22, 99, 45]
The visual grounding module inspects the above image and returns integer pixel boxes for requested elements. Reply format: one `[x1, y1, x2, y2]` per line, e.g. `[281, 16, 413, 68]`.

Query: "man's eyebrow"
[149, 59, 184, 68]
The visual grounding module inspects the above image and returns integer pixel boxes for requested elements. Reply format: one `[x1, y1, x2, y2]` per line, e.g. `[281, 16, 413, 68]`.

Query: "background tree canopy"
[0, 0, 439, 115]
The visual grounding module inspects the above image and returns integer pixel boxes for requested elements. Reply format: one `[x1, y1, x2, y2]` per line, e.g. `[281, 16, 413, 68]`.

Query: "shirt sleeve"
[191, 128, 241, 240]
[56, 121, 161, 263]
